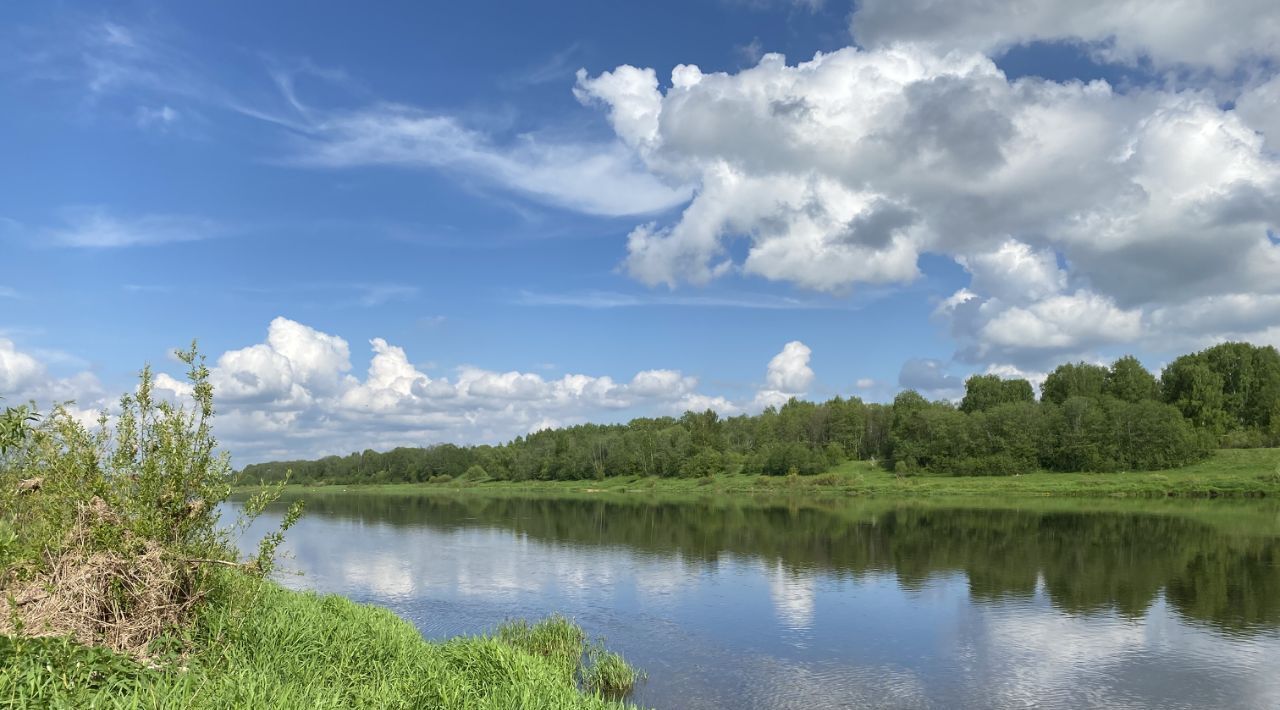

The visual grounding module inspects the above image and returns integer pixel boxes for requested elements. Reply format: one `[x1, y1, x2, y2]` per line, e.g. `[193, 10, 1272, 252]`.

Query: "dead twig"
[181, 557, 247, 569]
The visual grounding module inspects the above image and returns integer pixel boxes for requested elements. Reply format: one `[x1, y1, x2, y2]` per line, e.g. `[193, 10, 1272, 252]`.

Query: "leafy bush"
[461, 464, 489, 482]
[0, 344, 301, 658]
[0, 399, 37, 456]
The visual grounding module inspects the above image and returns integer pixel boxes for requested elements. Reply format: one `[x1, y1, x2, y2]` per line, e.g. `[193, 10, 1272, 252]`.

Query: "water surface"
[237, 494, 1280, 709]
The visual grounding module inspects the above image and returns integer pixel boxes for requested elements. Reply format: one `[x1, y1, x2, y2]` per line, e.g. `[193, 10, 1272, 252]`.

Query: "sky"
[2, 0, 1279, 464]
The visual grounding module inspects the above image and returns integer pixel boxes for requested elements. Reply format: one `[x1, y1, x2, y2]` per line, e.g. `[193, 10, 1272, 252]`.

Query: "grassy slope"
[0, 574, 636, 710]
[262, 448, 1280, 501]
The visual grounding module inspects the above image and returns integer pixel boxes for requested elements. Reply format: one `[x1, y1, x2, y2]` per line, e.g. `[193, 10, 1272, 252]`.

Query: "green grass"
[0, 573, 639, 710]
[250, 448, 1280, 501]
[583, 649, 641, 697]
[494, 615, 586, 684]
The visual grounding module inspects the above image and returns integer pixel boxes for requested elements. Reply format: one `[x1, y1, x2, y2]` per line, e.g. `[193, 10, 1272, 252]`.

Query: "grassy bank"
[248, 448, 1280, 501]
[1, 354, 639, 710]
[1, 571, 638, 709]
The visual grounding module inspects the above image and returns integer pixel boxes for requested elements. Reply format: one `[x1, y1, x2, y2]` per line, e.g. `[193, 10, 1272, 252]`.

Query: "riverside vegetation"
[270, 448, 1280, 500]
[238, 343, 1280, 495]
[0, 347, 639, 709]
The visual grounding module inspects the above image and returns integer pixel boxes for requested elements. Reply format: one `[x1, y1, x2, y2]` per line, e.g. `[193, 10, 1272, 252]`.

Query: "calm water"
[235, 494, 1280, 709]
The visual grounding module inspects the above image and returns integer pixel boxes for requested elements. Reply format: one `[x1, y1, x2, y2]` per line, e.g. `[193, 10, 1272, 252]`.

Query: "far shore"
[234, 448, 1280, 501]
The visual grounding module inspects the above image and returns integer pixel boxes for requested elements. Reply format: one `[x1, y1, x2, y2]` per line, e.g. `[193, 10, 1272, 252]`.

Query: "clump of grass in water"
[584, 646, 642, 696]
[496, 615, 585, 682]
[495, 616, 642, 699]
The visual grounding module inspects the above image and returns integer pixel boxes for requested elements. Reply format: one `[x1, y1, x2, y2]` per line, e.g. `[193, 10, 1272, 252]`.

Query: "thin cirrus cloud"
[232, 282, 421, 309]
[43, 208, 218, 248]
[20, 20, 693, 220]
[513, 289, 852, 310]
[353, 284, 419, 307]
[285, 104, 694, 217]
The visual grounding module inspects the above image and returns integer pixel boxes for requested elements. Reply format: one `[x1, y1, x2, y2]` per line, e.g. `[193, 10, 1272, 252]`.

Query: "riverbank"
[244, 448, 1280, 501]
[1, 570, 638, 709]
[2, 358, 640, 710]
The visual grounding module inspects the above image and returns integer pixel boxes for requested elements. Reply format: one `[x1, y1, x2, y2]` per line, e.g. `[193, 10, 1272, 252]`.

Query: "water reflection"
[236, 494, 1280, 709]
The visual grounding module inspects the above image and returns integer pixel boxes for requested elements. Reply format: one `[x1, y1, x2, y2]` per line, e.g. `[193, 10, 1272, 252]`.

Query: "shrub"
[0, 399, 37, 456]
[0, 344, 300, 659]
[461, 464, 489, 482]
[810, 472, 840, 487]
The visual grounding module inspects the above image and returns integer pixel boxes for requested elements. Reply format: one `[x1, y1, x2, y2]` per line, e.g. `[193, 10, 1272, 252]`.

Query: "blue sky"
[3, 1, 1279, 463]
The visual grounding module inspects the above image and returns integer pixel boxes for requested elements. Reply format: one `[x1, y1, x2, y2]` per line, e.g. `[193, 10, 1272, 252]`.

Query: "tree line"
[236, 342, 1280, 484]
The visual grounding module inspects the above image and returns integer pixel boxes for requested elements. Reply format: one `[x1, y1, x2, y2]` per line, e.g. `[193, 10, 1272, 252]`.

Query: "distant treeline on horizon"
[236, 342, 1280, 484]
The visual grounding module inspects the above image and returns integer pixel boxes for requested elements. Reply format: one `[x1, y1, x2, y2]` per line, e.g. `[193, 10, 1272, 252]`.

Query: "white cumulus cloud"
[0, 339, 46, 394]
[147, 317, 775, 462]
[755, 340, 815, 409]
[575, 43, 1280, 365]
[850, 0, 1280, 74]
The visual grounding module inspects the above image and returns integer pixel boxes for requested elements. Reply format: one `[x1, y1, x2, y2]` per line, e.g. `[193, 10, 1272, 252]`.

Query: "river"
[234, 493, 1280, 709]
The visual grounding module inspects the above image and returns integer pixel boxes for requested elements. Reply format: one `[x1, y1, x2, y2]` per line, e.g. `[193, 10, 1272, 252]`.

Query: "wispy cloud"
[735, 37, 765, 64]
[723, 0, 826, 12]
[233, 282, 420, 308]
[24, 19, 691, 219]
[45, 208, 218, 248]
[355, 284, 419, 307]
[16, 19, 312, 132]
[514, 289, 853, 310]
[134, 104, 179, 129]
[501, 42, 584, 88]
[288, 105, 692, 216]
[62, 21, 215, 107]
[0, 286, 19, 300]
[122, 284, 174, 294]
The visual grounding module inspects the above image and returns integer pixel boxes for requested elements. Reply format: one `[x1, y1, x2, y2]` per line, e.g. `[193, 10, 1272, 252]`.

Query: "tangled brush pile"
[0, 498, 206, 659]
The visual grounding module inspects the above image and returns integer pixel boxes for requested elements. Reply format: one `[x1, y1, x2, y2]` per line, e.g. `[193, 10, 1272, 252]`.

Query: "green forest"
[237, 342, 1280, 485]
